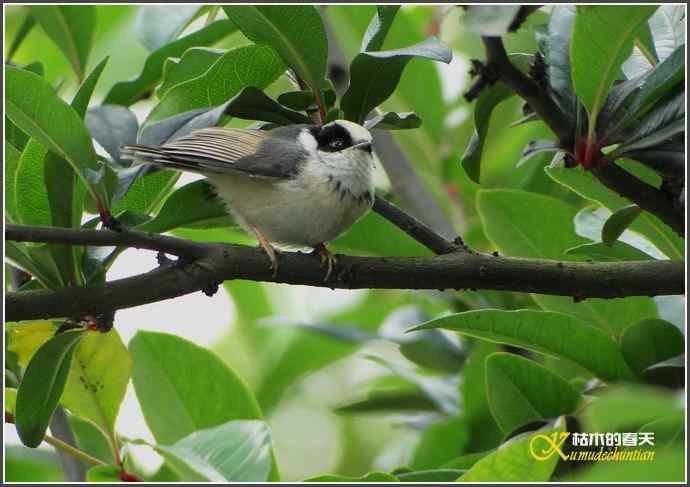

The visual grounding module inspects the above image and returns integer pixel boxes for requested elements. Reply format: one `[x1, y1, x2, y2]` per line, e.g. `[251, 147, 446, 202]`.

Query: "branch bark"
[5, 224, 683, 322]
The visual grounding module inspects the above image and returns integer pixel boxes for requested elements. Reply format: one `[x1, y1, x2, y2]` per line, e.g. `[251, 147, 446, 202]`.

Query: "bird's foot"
[312, 243, 336, 282]
[249, 224, 279, 277]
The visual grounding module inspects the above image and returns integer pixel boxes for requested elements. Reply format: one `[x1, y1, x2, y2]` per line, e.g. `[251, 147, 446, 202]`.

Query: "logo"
[529, 431, 656, 462]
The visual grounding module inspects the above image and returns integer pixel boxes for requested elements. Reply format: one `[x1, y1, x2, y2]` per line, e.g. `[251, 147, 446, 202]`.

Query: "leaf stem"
[44, 433, 107, 466]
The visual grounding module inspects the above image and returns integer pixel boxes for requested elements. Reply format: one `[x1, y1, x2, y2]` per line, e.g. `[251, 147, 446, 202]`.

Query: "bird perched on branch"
[121, 120, 375, 280]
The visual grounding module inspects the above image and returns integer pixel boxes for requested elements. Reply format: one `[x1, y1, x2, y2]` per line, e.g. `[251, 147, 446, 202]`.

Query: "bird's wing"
[121, 127, 304, 178]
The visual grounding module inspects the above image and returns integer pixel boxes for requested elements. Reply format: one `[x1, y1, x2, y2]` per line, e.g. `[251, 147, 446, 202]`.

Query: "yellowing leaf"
[7, 321, 57, 368]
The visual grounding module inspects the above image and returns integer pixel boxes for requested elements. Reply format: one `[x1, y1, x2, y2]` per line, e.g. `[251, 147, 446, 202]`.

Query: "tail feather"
[120, 144, 209, 173]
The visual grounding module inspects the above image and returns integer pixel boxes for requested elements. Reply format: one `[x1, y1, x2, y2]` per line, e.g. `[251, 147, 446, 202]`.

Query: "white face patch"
[298, 128, 318, 152]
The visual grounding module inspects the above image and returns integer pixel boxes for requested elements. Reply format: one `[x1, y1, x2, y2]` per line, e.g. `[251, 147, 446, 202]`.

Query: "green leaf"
[364, 111, 421, 131]
[539, 6, 578, 117]
[86, 465, 124, 482]
[411, 417, 469, 470]
[129, 331, 263, 445]
[361, 6, 401, 52]
[85, 105, 139, 165]
[5, 242, 64, 289]
[397, 469, 465, 482]
[6, 321, 57, 368]
[476, 189, 658, 335]
[135, 6, 207, 52]
[5, 446, 65, 482]
[305, 472, 398, 482]
[223, 5, 327, 109]
[457, 418, 566, 482]
[153, 420, 272, 482]
[620, 319, 684, 376]
[516, 140, 561, 168]
[103, 20, 236, 106]
[5, 388, 18, 417]
[569, 449, 684, 482]
[224, 87, 311, 125]
[628, 45, 685, 118]
[545, 165, 684, 259]
[602, 204, 642, 245]
[146, 45, 284, 124]
[570, 6, 657, 128]
[15, 330, 85, 447]
[485, 353, 580, 434]
[157, 47, 224, 99]
[583, 384, 681, 432]
[7, 12, 36, 62]
[136, 180, 232, 233]
[5, 66, 108, 208]
[565, 242, 653, 262]
[410, 309, 635, 382]
[341, 38, 452, 124]
[29, 5, 95, 81]
[616, 90, 685, 153]
[4, 142, 21, 223]
[61, 329, 131, 441]
[111, 170, 179, 217]
[276, 88, 336, 112]
[462, 5, 522, 36]
[334, 388, 437, 415]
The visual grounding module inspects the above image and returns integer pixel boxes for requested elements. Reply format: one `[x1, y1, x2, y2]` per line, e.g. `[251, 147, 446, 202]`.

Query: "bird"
[120, 120, 376, 281]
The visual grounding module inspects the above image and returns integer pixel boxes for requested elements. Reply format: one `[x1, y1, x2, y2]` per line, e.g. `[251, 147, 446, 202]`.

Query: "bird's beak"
[352, 142, 372, 154]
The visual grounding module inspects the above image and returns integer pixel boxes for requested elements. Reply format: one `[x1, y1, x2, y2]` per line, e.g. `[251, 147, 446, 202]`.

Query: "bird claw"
[312, 244, 336, 282]
[249, 224, 279, 277]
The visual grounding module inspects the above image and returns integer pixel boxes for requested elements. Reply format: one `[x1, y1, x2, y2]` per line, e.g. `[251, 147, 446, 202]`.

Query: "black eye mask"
[310, 124, 353, 152]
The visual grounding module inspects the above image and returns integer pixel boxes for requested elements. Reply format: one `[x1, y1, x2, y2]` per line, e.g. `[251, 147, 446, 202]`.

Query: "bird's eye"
[329, 139, 345, 149]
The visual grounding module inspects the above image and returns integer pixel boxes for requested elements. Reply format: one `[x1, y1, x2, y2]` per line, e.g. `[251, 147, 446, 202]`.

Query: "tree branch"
[5, 224, 683, 322]
[477, 35, 684, 237]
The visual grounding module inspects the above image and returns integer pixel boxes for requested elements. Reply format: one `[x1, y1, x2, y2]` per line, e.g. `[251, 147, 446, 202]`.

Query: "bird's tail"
[120, 144, 207, 173]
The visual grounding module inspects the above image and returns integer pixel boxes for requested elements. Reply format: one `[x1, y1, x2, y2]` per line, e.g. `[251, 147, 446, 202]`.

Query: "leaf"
[305, 472, 398, 482]
[334, 388, 437, 415]
[153, 420, 272, 482]
[397, 469, 465, 482]
[103, 19, 236, 106]
[5, 242, 64, 289]
[6, 321, 57, 368]
[616, 90, 685, 153]
[622, 5, 686, 78]
[620, 319, 684, 376]
[128, 331, 263, 445]
[276, 88, 336, 112]
[5, 388, 18, 417]
[565, 242, 653, 262]
[5, 66, 108, 207]
[146, 45, 284, 124]
[223, 5, 328, 109]
[4, 142, 21, 223]
[569, 449, 684, 482]
[361, 6, 401, 52]
[485, 353, 580, 434]
[364, 111, 422, 131]
[157, 47, 224, 99]
[29, 5, 95, 80]
[601, 204, 642, 245]
[539, 6, 578, 117]
[457, 418, 566, 482]
[135, 6, 207, 52]
[86, 465, 124, 482]
[516, 140, 562, 168]
[139, 105, 228, 147]
[411, 416, 469, 470]
[15, 330, 85, 447]
[341, 38, 452, 124]
[7, 12, 36, 62]
[583, 385, 681, 432]
[570, 6, 657, 128]
[136, 180, 232, 233]
[5, 446, 65, 482]
[224, 87, 311, 125]
[85, 105, 139, 165]
[477, 188, 659, 335]
[61, 330, 131, 441]
[366, 356, 460, 415]
[410, 309, 635, 382]
[111, 170, 178, 217]
[628, 45, 685, 119]
[462, 5, 522, 36]
[545, 165, 684, 259]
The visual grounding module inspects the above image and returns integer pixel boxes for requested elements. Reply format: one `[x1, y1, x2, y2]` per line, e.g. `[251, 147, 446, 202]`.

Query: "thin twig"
[44, 434, 106, 467]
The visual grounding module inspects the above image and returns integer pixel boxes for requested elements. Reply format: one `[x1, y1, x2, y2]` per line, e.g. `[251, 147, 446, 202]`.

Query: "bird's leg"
[249, 224, 279, 277]
[312, 243, 336, 282]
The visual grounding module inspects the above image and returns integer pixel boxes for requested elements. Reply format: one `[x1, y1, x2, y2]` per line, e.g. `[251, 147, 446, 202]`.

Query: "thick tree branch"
[5, 224, 683, 322]
[477, 35, 684, 237]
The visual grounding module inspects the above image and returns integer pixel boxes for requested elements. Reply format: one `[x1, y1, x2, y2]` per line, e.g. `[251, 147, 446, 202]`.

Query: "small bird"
[121, 120, 375, 280]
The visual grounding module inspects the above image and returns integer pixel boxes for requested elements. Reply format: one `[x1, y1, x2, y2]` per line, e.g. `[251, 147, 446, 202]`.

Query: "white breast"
[209, 151, 374, 248]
